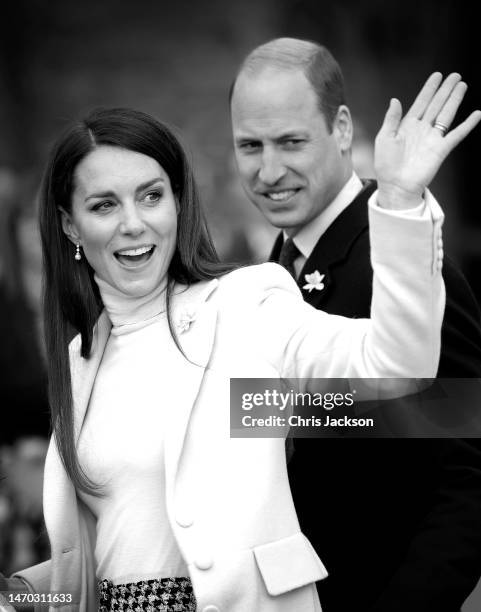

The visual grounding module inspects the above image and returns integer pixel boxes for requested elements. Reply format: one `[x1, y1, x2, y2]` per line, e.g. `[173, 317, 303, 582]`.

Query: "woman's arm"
[0, 562, 52, 612]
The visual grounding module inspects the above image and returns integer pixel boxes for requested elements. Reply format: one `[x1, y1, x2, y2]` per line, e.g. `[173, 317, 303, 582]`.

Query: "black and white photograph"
[1, 1, 481, 611]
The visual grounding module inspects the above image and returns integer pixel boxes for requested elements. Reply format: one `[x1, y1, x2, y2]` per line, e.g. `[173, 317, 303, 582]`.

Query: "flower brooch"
[302, 270, 325, 293]
[176, 308, 196, 333]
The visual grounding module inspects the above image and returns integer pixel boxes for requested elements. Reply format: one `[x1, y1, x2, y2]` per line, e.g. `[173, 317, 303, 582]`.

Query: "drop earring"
[75, 244, 82, 261]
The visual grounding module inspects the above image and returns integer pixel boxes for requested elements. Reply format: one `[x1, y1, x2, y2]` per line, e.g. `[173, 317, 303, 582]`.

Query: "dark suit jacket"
[271, 181, 481, 612]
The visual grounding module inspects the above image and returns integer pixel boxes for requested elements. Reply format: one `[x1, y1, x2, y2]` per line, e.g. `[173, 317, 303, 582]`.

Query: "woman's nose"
[119, 204, 146, 236]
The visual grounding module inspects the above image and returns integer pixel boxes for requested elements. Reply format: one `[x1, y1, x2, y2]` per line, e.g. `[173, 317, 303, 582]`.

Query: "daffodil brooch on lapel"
[303, 271, 325, 293]
[176, 308, 196, 333]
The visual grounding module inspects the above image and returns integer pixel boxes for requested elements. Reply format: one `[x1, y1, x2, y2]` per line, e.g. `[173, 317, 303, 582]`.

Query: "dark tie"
[278, 237, 301, 280]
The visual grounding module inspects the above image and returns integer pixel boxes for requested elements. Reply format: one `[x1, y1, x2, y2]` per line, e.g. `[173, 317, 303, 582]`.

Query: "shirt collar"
[285, 172, 363, 260]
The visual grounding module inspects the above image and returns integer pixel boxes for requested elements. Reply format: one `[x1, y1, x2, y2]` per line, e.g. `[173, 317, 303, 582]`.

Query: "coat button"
[195, 554, 214, 570]
[175, 512, 194, 528]
[202, 606, 220, 612]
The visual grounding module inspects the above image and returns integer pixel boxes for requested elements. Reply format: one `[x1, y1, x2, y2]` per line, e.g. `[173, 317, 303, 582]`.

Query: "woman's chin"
[103, 270, 167, 298]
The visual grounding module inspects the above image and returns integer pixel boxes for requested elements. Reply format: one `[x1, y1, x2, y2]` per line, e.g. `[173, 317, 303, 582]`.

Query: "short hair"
[230, 38, 346, 131]
[39, 107, 232, 495]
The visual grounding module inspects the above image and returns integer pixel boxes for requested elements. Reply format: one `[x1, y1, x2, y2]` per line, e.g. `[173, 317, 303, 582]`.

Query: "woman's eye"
[93, 201, 115, 212]
[143, 191, 162, 203]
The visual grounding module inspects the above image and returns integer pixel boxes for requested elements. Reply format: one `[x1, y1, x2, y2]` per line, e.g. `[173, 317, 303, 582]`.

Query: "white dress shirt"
[285, 173, 363, 278]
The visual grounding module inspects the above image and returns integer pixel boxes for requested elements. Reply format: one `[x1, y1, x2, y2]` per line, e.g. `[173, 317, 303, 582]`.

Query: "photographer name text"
[241, 414, 373, 428]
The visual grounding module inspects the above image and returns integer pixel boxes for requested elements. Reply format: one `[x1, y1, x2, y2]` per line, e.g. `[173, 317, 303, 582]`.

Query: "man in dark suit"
[230, 38, 481, 611]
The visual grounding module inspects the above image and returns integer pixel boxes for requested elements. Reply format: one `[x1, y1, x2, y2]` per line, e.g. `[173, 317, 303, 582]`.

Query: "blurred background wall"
[0, 0, 480, 607]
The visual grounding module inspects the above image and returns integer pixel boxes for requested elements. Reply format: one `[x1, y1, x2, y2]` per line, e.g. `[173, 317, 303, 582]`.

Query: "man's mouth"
[263, 189, 299, 202]
[114, 245, 156, 267]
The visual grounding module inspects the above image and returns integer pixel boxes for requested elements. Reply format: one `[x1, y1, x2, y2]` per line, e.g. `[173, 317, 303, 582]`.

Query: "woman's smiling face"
[61, 145, 178, 297]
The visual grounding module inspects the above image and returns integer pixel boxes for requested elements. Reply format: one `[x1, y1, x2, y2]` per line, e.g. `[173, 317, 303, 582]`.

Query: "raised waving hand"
[374, 72, 481, 209]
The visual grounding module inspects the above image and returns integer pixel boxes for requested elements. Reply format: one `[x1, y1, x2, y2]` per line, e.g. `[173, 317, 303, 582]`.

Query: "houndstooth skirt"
[98, 577, 197, 612]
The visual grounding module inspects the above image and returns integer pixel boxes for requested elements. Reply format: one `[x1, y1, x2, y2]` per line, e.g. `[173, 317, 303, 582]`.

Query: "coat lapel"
[159, 280, 219, 499]
[44, 310, 112, 547]
[270, 181, 376, 309]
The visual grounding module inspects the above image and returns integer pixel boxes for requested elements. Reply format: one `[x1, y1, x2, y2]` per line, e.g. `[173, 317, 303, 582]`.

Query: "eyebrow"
[85, 177, 165, 202]
[276, 132, 307, 140]
[235, 131, 307, 144]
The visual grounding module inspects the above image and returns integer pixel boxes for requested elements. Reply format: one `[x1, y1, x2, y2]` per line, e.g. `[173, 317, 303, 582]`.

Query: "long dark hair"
[40, 107, 234, 495]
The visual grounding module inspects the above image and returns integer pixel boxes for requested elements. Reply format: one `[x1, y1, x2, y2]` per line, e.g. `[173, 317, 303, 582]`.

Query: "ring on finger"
[433, 121, 449, 136]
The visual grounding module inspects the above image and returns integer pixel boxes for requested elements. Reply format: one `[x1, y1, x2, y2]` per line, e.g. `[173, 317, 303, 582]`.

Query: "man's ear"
[333, 105, 353, 153]
[59, 207, 81, 245]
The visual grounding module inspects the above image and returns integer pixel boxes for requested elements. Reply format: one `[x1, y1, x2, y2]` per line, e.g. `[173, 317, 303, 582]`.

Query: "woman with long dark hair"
[0, 72, 479, 611]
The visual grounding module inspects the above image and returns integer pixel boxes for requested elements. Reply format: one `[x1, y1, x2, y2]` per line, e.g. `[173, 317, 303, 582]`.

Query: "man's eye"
[143, 191, 162, 203]
[283, 139, 304, 147]
[239, 142, 261, 151]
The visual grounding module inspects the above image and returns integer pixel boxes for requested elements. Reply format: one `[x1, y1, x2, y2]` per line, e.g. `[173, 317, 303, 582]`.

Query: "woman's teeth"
[266, 190, 297, 201]
[118, 246, 153, 256]
[115, 245, 155, 265]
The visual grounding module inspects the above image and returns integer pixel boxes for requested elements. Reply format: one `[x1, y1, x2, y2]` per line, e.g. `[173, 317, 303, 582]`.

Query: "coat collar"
[270, 180, 376, 308]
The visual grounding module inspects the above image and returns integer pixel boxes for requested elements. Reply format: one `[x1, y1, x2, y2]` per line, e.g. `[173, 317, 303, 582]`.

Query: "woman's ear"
[59, 207, 81, 245]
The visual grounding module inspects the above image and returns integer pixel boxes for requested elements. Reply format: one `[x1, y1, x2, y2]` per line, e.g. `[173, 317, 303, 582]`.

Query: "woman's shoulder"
[218, 263, 300, 296]
[173, 265, 299, 310]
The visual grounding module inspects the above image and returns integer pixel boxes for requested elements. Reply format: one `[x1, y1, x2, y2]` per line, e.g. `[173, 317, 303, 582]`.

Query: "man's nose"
[258, 150, 287, 185]
[119, 203, 146, 236]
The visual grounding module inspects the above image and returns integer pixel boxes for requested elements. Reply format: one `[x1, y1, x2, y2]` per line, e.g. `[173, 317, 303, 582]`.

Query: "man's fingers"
[405, 72, 443, 119]
[434, 81, 467, 130]
[444, 110, 481, 150]
[380, 98, 403, 135]
[423, 73, 462, 123]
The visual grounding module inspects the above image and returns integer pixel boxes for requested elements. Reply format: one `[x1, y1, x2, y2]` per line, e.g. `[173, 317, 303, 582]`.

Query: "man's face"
[231, 67, 351, 235]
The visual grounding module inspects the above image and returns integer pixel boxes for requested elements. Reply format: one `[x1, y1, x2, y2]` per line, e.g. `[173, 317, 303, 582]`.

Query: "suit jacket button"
[195, 554, 214, 570]
[202, 606, 220, 612]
